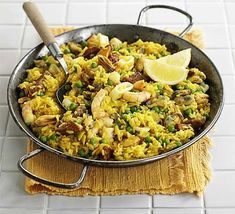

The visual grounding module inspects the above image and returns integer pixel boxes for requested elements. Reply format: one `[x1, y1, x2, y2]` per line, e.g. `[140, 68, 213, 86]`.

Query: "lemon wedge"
[109, 82, 133, 100]
[143, 49, 191, 85]
[157, 48, 191, 68]
[144, 59, 188, 85]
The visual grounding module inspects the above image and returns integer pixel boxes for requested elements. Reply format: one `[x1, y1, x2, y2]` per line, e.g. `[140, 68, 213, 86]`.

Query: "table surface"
[0, 0, 235, 213]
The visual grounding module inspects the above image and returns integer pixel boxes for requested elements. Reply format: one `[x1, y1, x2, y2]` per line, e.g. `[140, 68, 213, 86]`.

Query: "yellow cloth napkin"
[25, 27, 210, 196]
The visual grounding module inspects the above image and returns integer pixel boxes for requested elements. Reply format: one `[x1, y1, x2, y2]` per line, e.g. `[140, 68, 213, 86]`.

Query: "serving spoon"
[23, 1, 68, 109]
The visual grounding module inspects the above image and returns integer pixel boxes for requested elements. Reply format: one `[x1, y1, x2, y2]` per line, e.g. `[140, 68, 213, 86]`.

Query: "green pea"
[168, 124, 175, 132]
[107, 79, 113, 86]
[69, 102, 78, 111]
[90, 137, 97, 145]
[78, 149, 86, 157]
[175, 141, 182, 147]
[81, 40, 87, 49]
[91, 62, 98, 68]
[37, 91, 45, 96]
[145, 136, 152, 144]
[100, 139, 108, 144]
[162, 139, 170, 145]
[19, 90, 25, 98]
[75, 80, 83, 88]
[184, 108, 193, 116]
[130, 106, 138, 113]
[39, 136, 47, 143]
[64, 84, 71, 91]
[64, 47, 70, 54]
[152, 106, 160, 113]
[126, 126, 134, 134]
[50, 134, 58, 141]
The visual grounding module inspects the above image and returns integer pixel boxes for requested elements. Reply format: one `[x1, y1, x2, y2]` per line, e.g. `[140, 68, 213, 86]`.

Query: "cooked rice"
[17, 33, 210, 161]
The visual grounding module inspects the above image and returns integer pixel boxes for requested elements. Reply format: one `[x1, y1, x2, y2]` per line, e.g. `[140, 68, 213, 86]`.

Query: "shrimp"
[34, 115, 58, 126]
[122, 91, 151, 103]
[133, 80, 146, 90]
[91, 89, 108, 119]
[22, 102, 35, 125]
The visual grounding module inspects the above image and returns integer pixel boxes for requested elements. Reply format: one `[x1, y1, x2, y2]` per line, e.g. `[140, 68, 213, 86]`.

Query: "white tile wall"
[0, 3, 25, 24]
[207, 209, 235, 214]
[0, 107, 8, 136]
[0, 0, 235, 213]
[229, 25, 235, 48]
[0, 209, 44, 214]
[5, 115, 25, 137]
[210, 137, 235, 170]
[205, 49, 234, 75]
[0, 76, 9, 104]
[0, 172, 46, 208]
[22, 26, 43, 49]
[1, 137, 27, 171]
[101, 195, 151, 208]
[200, 25, 229, 48]
[48, 195, 99, 209]
[26, 3, 67, 25]
[153, 194, 203, 207]
[153, 209, 203, 214]
[210, 105, 235, 136]
[0, 26, 23, 49]
[146, 1, 186, 25]
[48, 211, 98, 214]
[0, 50, 20, 75]
[67, 2, 106, 25]
[225, 2, 235, 24]
[108, 1, 146, 24]
[205, 171, 235, 207]
[100, 210, 150, 214]
[186, 3, 226, 24]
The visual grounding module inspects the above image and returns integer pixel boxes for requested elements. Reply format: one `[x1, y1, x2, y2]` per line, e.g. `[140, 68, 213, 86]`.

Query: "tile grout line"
[222, 0, 235, 72]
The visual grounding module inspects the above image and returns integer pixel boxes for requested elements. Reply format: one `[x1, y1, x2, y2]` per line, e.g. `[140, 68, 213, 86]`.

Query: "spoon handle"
[23, 1, 56, 46]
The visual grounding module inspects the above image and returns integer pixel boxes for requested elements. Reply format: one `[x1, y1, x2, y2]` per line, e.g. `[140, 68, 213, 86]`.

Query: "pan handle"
[137, 5, 193, 37]
[18, 147, 89, 189]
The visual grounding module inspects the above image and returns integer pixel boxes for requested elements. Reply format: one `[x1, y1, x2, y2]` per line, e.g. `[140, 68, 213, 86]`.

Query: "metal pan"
[7, 5, 224, 189]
